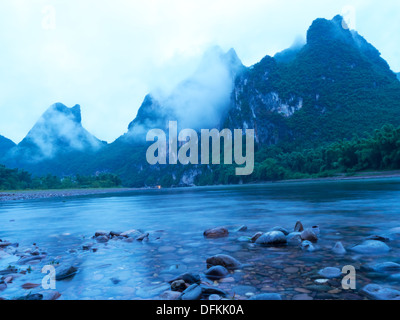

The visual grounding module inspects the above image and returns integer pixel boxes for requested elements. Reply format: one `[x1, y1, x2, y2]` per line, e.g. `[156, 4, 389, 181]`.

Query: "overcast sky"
[0, 0, 399, 143]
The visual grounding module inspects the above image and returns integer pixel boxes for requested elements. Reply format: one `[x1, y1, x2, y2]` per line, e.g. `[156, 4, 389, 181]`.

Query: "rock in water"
[206, 254, 241, 270]
[96, 235, 109, 243]
[365, 262, 400, 273]
[350, 240, 390, 254]
[301, 229, 318, 242]
[255, 231, 287, 246]
[234, 225, 247, 232]
[250, 232, 263, 243]
[94, 231, 108, 237]
[205, 266, 229, 280]
[169, 273, 201, 285]
[200, 286, 228, 297]
[360, 284, 400, 300]
[204, 227, 229, 239]
[294, 221, 304, 232]
[249, 293, 282, 300]
[171, 280, 186, 292]
[287, 232, 302, 245]
[120, 229, 142, 238]
[55, 265, 78, 281]
[180, 284, 202, 300]
[160, 291, 181, 300]
[311, 226, 320, 236]
[365, 235, 390, 242]
[301, 240, 315, 252]
[332, 242, 346, 255]
[271, 226, 289, 235]
[318, 267, 342, 279]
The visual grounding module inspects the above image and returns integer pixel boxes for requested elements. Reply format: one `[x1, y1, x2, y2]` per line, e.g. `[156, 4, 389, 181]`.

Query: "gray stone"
[206, 254, 241, 270]
[271, 226, 289, 236]
[318, 267, 342, 279]
[365, 262, 400, 273]
[301, 229, 318, 242]
[200, 285, 228, 297]
[301, 240, 315, 252]
[332, 242, 346, 255]
[180, 284, 202, 300]
[360, 284, 400, 300]
[55, 265, 78, 281]
[209, 294, 221, 300]
[249, 293, 282, 300]
[350, 240, 390, 254]
[169, 272, 201, 285]
[287, 232, 302, 245]
[160, 290, 182, 300]
[255, 231, 287, 246]
[205, 266, 229, 281]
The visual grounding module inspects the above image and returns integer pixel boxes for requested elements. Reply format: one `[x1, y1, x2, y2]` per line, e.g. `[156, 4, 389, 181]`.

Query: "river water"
[1, 178, 400, 300]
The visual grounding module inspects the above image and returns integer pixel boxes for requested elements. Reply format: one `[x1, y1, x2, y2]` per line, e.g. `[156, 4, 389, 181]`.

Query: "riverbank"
[274, 170, 400, 184]
[0, 188, 141, 202]
[2, 170, 400, 202]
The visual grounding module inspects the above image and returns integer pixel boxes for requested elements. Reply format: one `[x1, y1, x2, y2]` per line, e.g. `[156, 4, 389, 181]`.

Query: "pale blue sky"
[0, 0, 399, 143]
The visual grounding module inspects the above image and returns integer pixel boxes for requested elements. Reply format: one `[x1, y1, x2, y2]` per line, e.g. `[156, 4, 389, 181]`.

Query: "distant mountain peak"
[13, 103, 105, 161]
[0, 135, 16, 159]
[45, 103, 82, 124]
[307, 15, 354, 47]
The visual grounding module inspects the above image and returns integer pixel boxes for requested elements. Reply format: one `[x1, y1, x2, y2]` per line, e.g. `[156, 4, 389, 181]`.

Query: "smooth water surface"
[1, 178, 400, 300]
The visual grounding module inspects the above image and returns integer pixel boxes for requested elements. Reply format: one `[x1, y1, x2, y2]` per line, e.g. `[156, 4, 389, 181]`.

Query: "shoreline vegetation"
[1, 170, 400, 202]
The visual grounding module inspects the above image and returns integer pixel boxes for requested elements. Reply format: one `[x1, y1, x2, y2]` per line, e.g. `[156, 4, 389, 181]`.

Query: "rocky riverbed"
[2, 220, 400, 300]
[0, 188, 139, 202]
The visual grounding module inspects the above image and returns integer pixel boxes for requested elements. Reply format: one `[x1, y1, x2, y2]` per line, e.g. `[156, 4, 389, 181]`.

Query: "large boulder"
[255, 231, 287, 246]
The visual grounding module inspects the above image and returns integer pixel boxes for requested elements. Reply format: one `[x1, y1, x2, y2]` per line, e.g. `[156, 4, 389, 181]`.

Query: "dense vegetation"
[0, 167, 121, 191]
[195, 124, 400, 185]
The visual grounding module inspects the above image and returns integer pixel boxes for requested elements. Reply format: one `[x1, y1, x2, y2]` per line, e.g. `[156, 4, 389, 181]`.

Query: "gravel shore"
[0, 188, 140, 202]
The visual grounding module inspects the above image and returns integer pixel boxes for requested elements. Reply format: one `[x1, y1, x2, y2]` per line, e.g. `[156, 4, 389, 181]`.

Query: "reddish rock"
[204, 227, 229, 239]
[22, 283, 40, 289]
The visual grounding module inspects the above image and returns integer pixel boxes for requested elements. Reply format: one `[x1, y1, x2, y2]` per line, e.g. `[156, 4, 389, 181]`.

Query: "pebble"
[286, 266, 300, 273]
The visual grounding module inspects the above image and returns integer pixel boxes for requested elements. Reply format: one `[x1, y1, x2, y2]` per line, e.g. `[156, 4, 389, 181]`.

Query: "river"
[1, 178, 400, 300]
